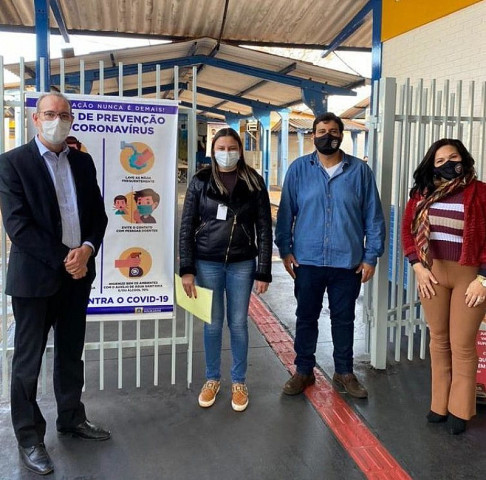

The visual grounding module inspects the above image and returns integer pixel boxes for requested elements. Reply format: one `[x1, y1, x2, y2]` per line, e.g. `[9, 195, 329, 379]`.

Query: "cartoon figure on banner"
[114, 247, 152, 278]
[133, 188, 159, 224]
[120, 141, 155, 175]
[113, 195, 128, 215]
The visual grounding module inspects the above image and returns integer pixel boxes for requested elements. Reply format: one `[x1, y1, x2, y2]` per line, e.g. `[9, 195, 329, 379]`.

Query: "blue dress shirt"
[275, 151, 385, 268]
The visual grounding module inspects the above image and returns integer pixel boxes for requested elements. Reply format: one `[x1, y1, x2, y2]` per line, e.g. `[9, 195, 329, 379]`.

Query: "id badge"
[216, 204, 228, 220]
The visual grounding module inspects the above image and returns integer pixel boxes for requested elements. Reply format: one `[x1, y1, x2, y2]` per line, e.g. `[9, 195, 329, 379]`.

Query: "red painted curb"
[249, 294, 412, 480]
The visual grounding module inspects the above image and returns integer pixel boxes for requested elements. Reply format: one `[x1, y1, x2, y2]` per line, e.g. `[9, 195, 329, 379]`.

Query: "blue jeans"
[293, 265, 362, 375]
[196, 259, 255, 383]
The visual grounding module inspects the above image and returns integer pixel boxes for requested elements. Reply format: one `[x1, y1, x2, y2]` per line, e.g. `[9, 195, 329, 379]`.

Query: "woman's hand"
[181, 273, 197, 298]
[254, 281, 269, 295]
[465, 278, 486, 308]
[413, 263, 438, 299]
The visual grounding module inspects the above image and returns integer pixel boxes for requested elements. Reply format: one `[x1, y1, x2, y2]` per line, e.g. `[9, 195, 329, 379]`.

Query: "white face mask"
[214, 151, 240, 169]
[40, 117, 72, 145]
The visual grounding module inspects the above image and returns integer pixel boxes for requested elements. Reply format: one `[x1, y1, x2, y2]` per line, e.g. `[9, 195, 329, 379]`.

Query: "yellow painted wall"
[382, 0, 482, 41]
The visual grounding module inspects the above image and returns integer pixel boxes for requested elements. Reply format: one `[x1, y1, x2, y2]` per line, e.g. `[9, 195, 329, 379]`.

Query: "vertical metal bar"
[174, 66, 179, 102]
[39, 57, 46, 93]
[435, 89, 442, 141]
[136, 319, 141, 388]
[480, 82, 486, 180]
[99, 321, 104, 390]
[187, 313, 193, 388]
[156, 65, 161, 99]
[35, 0, 50, 91]
[370, 77, 396, 369]
[443, 80, 450, 138]
[118, 62, 123, 97]
[363, 79, 380, 354]
[394, 81, 407, 362]
[118, 321, 123, 388]
[467, 81, 474, 149]
[138, 63, 143, 97]
[19, 58, 26, 147]
[419, 324, 427, 359]
[171, 314, 176, 384]
[99, 61, 104, 96]
[60, 58, 65, 93]
[455, 81, 462, 139]
[154, 319, 159, 386]
[80, 60, 85, 95]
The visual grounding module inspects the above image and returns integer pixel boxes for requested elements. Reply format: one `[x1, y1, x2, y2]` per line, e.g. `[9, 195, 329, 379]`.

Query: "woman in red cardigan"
[402, 138, 486, 435]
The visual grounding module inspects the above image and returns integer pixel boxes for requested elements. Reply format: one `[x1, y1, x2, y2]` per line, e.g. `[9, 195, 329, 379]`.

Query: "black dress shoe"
[58, 420, 111, 440]
[18, 443, 54, 475]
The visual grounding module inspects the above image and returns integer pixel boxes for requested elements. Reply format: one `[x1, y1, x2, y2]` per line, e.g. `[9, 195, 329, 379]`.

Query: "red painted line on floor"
[249, 294, 412, 480]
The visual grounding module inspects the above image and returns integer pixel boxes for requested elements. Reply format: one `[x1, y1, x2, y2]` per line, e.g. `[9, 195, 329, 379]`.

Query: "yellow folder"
[174, 274, 213, 323]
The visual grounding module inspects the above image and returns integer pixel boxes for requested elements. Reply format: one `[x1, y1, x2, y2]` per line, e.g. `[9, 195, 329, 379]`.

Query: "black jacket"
[179, 167, 272, 282]
[0, 138, 107, 297]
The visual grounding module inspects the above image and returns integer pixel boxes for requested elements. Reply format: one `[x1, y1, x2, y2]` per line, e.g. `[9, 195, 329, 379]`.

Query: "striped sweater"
[401, 180, 486, 276]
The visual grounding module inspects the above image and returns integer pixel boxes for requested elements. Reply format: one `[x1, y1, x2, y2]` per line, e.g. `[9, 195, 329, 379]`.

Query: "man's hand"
[356, 262, 376, 283]
[283, 254, 299, 279]
[64, 245, 92, 279]
[182, 273, 198, 298]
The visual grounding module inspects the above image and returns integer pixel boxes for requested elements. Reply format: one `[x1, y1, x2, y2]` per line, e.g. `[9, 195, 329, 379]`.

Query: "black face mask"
[314, 133, 342, 155]
[433, 161, 464, 180]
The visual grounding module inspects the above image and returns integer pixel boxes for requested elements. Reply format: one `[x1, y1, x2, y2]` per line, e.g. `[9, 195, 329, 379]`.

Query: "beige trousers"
[420, 260, 485, 420]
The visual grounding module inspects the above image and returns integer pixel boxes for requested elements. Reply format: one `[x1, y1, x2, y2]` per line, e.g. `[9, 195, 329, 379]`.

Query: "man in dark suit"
[0, 92, 109, 475]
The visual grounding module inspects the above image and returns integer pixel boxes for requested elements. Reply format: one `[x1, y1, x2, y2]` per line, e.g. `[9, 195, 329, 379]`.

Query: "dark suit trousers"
[10, 274, 92, 447]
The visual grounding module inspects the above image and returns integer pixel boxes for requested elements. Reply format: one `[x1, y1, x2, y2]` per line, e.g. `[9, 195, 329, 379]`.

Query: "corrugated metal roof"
[340, 97, 370, 119]
[0, 0, 372, 49]
[5, 38, 366, 120]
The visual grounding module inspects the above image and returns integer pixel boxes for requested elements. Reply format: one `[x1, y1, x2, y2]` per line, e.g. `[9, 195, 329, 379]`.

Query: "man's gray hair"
[36, 92, 72, 113]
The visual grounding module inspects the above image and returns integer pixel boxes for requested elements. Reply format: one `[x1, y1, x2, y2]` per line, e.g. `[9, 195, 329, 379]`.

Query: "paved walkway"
[1, 185, 485, 479]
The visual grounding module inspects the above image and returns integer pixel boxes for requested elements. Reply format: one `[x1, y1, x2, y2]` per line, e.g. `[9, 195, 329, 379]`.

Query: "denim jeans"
[196, 259, 256, 383]
[293, 264, 362, 375]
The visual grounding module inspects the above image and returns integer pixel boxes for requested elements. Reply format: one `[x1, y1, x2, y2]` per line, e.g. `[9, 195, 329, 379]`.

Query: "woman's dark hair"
[410, 138, 476, 197]
[210, 127, 262, 194]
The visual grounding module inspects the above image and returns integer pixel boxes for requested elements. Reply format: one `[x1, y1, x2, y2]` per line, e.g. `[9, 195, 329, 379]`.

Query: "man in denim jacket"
[275, 112, 385, 398]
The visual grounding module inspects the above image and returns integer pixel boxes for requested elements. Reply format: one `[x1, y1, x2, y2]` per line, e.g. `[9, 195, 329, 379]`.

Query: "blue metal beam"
[31, 55, 357, 96]
[50, 0, 70, 43]
[179, 101, 248, 119]
[196, 86, 275, 110]
[34, 0, 50, 91]
[301, 89, 328, 116]
[321, 1, 373, 59]
[371, 0, 382, 82]
[108, 83, 186, 96]
[213, 63, 297, 109]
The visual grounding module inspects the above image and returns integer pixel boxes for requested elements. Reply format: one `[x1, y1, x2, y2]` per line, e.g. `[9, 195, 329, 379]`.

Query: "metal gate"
[366, 76, 486, 368]
[0, 57, 199, 398]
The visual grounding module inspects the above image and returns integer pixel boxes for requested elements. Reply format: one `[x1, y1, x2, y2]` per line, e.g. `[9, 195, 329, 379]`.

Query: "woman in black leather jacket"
[179, 128, 272, 412]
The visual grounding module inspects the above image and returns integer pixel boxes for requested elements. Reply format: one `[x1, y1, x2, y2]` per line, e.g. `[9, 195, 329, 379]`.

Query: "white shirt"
[35, 135, 81, 248]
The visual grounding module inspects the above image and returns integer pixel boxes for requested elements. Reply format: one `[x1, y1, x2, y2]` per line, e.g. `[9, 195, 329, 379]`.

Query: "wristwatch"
[477, 275, 486, 287]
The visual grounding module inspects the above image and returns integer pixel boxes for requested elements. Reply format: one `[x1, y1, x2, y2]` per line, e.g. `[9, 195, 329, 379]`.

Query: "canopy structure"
[1, 0, 373, 50]
[5, 38, 367, 120]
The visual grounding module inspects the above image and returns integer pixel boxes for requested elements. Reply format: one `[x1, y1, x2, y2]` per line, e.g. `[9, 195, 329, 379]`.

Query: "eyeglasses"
[38, 111, 73, 122]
